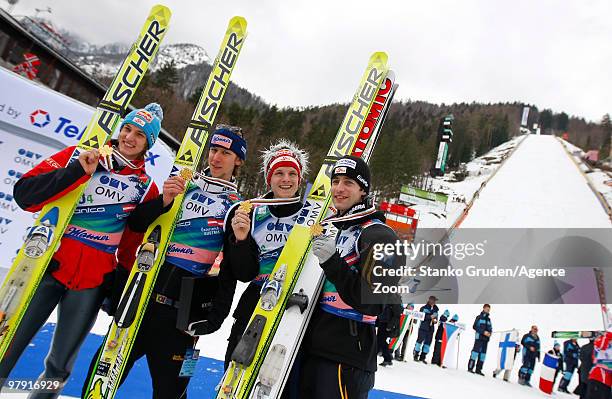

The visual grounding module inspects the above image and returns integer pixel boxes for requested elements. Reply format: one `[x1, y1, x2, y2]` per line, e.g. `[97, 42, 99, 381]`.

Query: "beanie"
[121, 103, 163, 149]
[262, 139, 309, 186]
[331, 155, 371, 193]
[210, 124, 247, 160]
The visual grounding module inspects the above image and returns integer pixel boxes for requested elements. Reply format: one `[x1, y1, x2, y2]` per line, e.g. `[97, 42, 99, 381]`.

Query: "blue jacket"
[521, 332, 541, 360]
[563, 340, 580, 365]
[419, 304, 439, 332]
[473, 311, 492, 342]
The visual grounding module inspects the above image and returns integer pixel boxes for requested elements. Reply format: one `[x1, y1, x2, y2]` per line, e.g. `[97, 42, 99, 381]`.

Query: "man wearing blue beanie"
[208, 124, 247, 163]
[120, 103, 164, 150]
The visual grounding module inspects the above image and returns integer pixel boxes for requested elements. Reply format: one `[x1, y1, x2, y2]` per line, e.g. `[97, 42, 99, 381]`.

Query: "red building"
[380, 201, 418, 242]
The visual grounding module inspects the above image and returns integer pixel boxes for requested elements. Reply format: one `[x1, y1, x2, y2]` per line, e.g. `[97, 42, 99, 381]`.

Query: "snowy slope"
[460, 135, 610, 228]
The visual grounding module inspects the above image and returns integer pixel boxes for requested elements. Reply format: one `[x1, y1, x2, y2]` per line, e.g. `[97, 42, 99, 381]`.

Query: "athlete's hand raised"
[78, 149, 100, 175]
[231, 208, 251, 242]
[162, 176, 186, 207]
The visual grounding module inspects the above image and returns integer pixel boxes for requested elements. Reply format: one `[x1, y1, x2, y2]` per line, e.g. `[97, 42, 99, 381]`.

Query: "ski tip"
[40, 207, 60, 226]
[369, 51, 388, 65]
[151, 4, 172, 22]
[229, 16, 248, 31]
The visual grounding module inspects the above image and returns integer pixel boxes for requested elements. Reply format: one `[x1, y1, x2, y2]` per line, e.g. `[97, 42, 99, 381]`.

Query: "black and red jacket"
[13, 144, 164, 290]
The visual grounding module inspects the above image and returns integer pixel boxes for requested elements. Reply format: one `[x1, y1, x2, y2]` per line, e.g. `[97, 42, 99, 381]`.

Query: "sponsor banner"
[0, 66, 175, 268]
[401, 185, 448, 204]
[0, 134, 54, 267]
[521, 106, 530, 127]
[399, 185, 448, 210]
[408, 310, 425, 321]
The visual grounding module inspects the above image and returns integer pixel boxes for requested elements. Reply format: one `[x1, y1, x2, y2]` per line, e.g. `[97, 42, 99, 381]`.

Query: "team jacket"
[151, 173, 242, 333]
[473, 311, 493, 342]
[588, 331, 611, 387]
[303, 202, 403, 372]
[418, 303, 440, 333]
[13, 144, 160, 290]
[563, 339, 580, 366]
[318, 219, 387, 325]
[521, 332, 541, 360]
[223, 193, 304, 322]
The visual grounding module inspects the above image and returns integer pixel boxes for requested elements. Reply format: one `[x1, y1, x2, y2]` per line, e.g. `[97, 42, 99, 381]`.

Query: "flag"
[441, 321, 463, 369]
[539, 352, 559, 394]
[497, 329, 519, 371]
[389, 304, 414, 351]
[13, 53, 41, 80]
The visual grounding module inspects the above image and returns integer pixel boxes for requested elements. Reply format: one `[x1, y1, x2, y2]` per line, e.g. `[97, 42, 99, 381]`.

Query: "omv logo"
[30, 109, 51, 128]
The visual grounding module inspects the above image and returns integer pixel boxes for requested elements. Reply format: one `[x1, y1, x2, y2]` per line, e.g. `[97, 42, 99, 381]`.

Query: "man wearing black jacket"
[559, 338, 579, 393]
[221, 140, 309, 369]
[299, 156, 403, 399]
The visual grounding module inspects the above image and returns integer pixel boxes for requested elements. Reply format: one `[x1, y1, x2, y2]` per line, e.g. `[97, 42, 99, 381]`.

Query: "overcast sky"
[6, 0, 611, 122]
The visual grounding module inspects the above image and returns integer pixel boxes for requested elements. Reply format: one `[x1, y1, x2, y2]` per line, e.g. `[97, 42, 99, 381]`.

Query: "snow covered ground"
[4, 134, 611, 398]
[557, 138, 612, 220]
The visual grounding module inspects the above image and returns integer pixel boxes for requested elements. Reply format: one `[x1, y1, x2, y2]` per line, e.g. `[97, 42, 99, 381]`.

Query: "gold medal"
[239, 200, 253, 213]
[98, 145, 113, 157]
[310, 223, 324, 237]
[179, 168, 193, 181]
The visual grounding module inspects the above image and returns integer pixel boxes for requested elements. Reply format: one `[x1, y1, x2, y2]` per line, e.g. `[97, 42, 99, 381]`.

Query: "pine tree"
[154, 60, 179, 93]
[539, 109, 554, 132]
[554, 112, 569, 132]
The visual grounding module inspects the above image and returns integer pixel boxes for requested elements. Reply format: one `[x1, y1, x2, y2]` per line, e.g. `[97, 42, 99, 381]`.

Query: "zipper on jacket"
[349, 319, 362, 351]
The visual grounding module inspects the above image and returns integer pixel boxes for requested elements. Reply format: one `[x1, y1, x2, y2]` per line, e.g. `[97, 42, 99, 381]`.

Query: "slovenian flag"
[441, 322, 462, 369]
[539, 352, 559, 394]
[497, 329, 519, 371]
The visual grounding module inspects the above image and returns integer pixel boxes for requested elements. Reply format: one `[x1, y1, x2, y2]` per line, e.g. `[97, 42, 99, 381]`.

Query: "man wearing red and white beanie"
[222, 139, 309, 368]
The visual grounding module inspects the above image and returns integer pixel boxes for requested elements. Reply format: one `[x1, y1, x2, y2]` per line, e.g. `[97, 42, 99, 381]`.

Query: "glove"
[186, 319, 219, 336]
[312, 234, 337, 263]
[101, 265, 130, 316]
